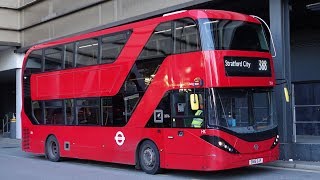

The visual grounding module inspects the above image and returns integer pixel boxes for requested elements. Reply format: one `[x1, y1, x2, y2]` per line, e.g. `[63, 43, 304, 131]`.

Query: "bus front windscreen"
[199, 19, 269, 52]
[207, 88, 277, 133]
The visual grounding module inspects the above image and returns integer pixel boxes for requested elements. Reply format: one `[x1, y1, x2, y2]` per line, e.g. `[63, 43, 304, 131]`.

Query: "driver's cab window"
[171, 89, 205, 128]
[218, 97, 244, 127]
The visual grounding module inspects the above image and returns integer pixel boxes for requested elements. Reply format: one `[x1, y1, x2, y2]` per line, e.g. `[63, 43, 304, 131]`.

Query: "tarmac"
[261, 160, 320, 171]
[1, 135, 320, 172]
[0, 135, 21, 148]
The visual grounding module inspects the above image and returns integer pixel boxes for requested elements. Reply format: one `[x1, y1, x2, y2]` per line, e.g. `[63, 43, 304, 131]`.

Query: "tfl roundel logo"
[114, 131, 126, 146]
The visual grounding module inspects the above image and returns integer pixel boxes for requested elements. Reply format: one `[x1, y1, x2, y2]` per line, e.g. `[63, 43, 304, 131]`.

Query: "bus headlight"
[271, 135, 279, 149]
[201, 135, 239, 154]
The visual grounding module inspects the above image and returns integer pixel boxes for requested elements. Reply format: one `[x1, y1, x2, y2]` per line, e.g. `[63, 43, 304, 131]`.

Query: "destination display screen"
[224, 56, 271, 77]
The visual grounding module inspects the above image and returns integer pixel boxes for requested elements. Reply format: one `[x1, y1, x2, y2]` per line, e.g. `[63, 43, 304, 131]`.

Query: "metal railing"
[2, 114, 10, 135]
[292, 83, 320, 143]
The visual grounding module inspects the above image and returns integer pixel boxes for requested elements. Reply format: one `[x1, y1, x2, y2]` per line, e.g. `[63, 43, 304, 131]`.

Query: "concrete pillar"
[16, 68, 22, 139]
[15, 52, 24, 139]
[269, 0, 292, 159]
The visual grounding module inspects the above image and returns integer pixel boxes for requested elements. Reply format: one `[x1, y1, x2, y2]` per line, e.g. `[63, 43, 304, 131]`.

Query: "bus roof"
[26, 9, 260, 54]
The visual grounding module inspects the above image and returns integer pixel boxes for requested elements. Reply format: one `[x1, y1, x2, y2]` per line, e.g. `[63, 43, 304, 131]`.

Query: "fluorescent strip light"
[79, 43, 98, 49]
[203, 20, 220, 25]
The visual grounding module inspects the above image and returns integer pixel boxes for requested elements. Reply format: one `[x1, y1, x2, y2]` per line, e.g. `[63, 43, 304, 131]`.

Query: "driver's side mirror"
[190, 94, 199, 110]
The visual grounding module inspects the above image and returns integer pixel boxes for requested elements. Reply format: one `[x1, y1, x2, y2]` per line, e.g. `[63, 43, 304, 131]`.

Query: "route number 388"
[258, 60, 268, 71]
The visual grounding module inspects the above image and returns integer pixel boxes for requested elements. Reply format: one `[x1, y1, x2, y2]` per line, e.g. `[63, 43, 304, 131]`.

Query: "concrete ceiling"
[0, 42, 20, 84]
[0, 45, 12, 52]
[0, 42, 20, 53]
[189, 0, 269, 20]
[291, 0, 320, 30]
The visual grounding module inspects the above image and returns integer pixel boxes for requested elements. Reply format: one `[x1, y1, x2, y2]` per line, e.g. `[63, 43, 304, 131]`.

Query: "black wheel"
[45, 135, 61, 162]
[139, 140, 161, 174]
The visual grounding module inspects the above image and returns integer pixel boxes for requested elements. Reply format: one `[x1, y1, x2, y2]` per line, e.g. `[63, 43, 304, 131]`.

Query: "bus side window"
[101, 30, 131, 64]
[174, 18, 200, 54]
[76, 99, 100, 125]
[111, 94, 126, 126]
[102, 95, 127, 127]
[32, 101, 43, 124]
[102, 97, 113, 126]
[76, 38, 99, 67]
[44, 47, 63, 71]
[65, 43, 75, 69]
[66, 99, 75, 125]
[146, 93, 171, 128]
[44, 100, 64, 125]
[138, 21, 172, 60]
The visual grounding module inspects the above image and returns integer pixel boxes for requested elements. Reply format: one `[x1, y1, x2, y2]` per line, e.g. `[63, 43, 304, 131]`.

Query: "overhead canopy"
[0, 41, 20, 52]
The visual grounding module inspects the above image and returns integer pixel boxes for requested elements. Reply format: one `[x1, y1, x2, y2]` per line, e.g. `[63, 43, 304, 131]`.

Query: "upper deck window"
[76, 38, 99, 67]
[199, 19, 269, 52]
[101, 30, 131, 64]
[138, 21, 172, 60]
[138, 18, 201, 60]
[25, 50, 43, 73]
[174, 18, 200, 54]
[65, 43, 75, 68]
[44, 47, 63, 71]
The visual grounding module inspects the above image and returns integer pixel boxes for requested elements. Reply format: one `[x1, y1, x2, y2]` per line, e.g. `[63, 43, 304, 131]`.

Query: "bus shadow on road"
[31, 154, 137, 172]
[165, 166, 276, 179]
[30, 154, 276, 179]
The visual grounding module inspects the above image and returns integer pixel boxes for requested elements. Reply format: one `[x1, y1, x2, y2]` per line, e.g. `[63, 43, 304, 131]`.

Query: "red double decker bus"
[22, 10, 279, 174]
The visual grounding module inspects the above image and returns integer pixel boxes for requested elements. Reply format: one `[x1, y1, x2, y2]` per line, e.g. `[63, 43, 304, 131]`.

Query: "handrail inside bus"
[250, 15, 277, 58]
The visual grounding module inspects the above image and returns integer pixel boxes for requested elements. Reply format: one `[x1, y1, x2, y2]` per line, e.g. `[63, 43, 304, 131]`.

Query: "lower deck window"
[76, 99, 100, 125]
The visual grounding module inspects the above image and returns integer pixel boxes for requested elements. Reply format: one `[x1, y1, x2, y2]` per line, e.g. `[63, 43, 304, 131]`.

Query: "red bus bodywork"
[22, 10, 279, 171]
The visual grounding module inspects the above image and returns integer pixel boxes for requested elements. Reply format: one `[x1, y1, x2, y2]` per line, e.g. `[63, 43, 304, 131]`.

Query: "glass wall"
[293, 82, 320, 143]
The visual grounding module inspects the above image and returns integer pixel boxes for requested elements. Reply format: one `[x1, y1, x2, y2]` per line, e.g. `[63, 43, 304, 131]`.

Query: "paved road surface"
[0, 143, 319, 180]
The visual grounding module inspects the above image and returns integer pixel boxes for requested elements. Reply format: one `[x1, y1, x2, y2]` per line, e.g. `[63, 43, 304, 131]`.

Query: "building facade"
[0, 0, 319, 161]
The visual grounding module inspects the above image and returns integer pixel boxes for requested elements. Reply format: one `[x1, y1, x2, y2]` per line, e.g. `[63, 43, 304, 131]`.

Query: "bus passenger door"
[162, 91, 206, 170]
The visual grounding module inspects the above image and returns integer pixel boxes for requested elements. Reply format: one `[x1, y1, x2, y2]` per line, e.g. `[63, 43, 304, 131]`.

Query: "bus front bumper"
[203, 145, 279, 171]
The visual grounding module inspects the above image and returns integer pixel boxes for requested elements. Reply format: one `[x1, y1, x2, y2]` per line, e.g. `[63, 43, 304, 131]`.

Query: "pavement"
[1, 135, 320, 172]
[261, 160, 320, 171]
[0, 135, 21, 148]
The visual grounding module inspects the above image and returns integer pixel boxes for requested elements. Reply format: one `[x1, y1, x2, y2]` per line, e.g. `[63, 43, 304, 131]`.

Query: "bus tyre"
[139, 140, 161, 174]
[45, 135, 61, 162]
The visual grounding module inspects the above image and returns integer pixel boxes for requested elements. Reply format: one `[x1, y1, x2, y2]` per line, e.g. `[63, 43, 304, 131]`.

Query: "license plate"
[249, 158, 263, 165]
